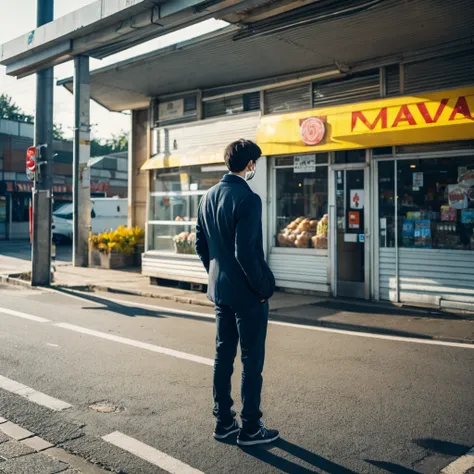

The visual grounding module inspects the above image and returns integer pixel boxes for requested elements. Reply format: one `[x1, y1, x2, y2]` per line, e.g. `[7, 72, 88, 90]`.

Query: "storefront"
[258, 86, 474, 307]
[140, 112, 263, 284]
[375, 146, 474, 308]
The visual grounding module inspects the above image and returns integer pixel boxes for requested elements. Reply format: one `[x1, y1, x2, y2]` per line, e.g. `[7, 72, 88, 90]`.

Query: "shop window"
[274, 154, 328, 250]
[373, 147, 393, 157]
[397, 157, 474, 250]
[395, 141, 474, 154]
[334, 149, 366, 164]
[378, 160, 396, 248]
[148, 165, 224, 253]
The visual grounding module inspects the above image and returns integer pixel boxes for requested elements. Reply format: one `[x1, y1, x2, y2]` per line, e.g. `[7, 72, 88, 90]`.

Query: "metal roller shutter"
[204, 95, 244, 118]
[265, 83, 311, 114]
[312, 71, 380, 107]
[404, 50, 474, 94]
[152, 113, 260, 156]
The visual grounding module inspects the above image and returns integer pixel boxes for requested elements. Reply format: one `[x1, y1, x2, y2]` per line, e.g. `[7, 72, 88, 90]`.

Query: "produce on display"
[312, 214, 328, 249]
[174, 231, 197, 254]
[277, 215, 328, 249]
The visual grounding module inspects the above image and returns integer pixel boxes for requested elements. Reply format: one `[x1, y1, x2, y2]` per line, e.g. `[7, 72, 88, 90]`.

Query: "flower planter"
[89, 248, 134, 269]
[134, 244, 145, 267]
[89, 226, 145, 269]
[99, 251, 134, 269]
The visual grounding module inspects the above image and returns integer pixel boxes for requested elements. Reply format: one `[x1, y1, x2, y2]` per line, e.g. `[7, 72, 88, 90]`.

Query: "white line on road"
[441, 447, 474, 473]
[0, 307, 50, 323]
[77, 293, 474, 350]
[102, 431, 204, 474]
[0, 375, 72, 411]
[269, 320, 474, 349]
[54, 322, 214, 366]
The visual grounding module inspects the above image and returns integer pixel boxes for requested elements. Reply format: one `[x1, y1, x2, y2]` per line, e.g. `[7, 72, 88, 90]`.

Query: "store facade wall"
[258, 85, 474, 305]
[141, 112, 264, 284]
[130, 47, 474, 306]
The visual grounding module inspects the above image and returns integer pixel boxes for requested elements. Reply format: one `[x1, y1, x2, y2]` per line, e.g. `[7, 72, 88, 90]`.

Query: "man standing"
[195, 139, 279, 446]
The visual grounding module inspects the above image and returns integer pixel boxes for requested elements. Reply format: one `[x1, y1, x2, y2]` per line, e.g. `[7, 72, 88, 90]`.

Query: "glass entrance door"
[335, 168, 366, 298]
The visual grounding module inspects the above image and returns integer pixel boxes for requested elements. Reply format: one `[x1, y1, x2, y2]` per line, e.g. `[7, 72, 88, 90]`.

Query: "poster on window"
[412, 172, 423, 190]
[294, 155, 316, 173]
[448, 185, 468, 209]
[348, 211, 360, 229]
[350, 189, 364, 209]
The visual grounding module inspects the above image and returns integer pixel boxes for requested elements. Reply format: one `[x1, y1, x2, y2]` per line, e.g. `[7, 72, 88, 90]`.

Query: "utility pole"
[73, 55, 91, 267]
[31, 0, 54, 286]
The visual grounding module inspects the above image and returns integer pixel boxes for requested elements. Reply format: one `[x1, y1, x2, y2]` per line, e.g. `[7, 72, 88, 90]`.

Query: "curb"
[0, 417, 108, 473]
[0, 275, 35, 289]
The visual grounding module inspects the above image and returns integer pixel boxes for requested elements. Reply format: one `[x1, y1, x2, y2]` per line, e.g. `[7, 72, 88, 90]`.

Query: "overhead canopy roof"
[58, 0, 474, 112]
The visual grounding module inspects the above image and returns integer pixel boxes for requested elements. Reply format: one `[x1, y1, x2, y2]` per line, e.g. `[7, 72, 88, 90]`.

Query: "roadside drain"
[89, 401, 124, 414]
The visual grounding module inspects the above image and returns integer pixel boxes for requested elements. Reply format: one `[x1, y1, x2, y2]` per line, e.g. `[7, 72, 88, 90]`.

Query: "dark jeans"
[213, 301, 269, 433]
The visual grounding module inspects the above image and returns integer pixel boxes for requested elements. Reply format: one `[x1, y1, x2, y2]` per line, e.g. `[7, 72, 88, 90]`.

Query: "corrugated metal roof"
[59, 0, 474, 111]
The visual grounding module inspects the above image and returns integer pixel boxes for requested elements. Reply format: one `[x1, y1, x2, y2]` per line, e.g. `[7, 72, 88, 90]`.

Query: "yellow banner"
[257, 86, 474, 155]
[141, 149, 225, 170]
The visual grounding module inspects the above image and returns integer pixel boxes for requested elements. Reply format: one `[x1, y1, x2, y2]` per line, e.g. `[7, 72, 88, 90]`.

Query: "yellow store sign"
[257, 86, 474, 155]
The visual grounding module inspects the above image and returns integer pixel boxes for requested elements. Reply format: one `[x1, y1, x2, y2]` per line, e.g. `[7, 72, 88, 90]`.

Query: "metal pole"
[73, 55, 91, 267]
[31, 0, 54, 286]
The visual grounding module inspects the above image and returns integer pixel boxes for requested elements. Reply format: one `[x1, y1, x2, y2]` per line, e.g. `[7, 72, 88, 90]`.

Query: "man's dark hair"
[224, 139, 262, 173]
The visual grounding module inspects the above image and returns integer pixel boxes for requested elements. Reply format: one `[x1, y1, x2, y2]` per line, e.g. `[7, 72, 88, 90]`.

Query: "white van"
[53, 197, 128, 244]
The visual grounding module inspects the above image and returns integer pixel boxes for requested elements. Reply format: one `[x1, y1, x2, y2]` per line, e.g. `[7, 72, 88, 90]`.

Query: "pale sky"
[0, 0, 226, 139]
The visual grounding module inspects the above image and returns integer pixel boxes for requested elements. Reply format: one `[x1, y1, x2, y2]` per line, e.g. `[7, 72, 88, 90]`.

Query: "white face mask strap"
[245, 162, 256, 181]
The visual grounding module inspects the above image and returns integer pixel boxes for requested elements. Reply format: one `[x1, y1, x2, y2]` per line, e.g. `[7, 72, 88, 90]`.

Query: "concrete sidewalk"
[52, 264, 323, 311]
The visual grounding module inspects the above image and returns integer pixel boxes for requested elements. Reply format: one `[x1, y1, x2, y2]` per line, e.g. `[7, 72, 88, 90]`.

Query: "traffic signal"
[26, 144, 48, 182]
[26, 146, 37, 177]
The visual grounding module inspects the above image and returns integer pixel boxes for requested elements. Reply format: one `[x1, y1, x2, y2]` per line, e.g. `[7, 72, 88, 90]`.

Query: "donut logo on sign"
[300, 116, 326, 146]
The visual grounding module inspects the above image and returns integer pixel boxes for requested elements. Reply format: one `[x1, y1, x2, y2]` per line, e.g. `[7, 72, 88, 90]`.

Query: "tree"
[1, 94, 68, 140]
[53, 123, 66, 140]
[0, 94, 33, 123]
[90, 130, 128, 157]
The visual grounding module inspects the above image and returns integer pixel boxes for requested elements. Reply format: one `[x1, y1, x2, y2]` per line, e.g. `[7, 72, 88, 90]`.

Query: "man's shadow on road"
[237, 438, 357, 474]
[56, 287, 215, 323]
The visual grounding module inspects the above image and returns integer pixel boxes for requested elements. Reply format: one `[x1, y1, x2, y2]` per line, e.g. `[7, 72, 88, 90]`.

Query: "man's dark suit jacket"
[195, 173, 276, 310]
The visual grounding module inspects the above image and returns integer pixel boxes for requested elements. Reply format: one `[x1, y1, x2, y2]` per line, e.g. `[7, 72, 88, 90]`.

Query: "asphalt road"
[0, 284, 473, 474]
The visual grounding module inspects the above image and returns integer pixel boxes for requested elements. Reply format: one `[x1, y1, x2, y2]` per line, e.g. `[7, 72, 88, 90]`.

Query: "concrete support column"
[128, 108, 149, 231]
[73, 55, 91, 267]
[31, 0, 54, 286]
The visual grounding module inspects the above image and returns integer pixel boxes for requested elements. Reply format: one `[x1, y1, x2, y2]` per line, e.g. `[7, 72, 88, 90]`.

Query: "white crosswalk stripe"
[441, 447, 474, 474]
[103, 431, 204, 474]
[0, 375, 72, 411]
